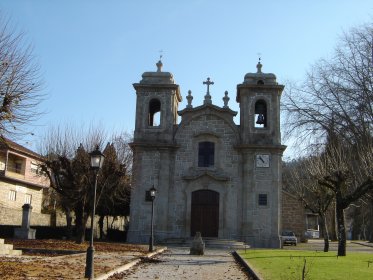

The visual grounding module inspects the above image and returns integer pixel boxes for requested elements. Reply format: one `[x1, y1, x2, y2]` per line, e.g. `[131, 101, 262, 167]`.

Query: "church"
[127, 59, 286, 248]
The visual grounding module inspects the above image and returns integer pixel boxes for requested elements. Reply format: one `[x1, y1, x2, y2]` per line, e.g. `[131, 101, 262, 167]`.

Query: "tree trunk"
[369, 198, 373, 243]
[64, 206, 73, 240]
[75, 201, 88, 244]
[336, 200, 347, 256]
[319, 212, 330, 252]
[329, 205, 338, 241]
[98, 215, 105, 240]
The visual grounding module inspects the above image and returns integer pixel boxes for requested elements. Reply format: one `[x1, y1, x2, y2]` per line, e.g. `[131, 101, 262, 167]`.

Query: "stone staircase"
[0, 239, 22, 256]
[162, 238, 250, 250]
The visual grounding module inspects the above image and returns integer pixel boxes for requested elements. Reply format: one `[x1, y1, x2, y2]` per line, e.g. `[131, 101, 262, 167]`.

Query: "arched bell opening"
[148, 99, 161, 126]
[254, 100, 267, 128]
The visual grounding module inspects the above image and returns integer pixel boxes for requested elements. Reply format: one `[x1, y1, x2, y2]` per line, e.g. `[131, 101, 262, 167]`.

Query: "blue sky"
[1, 0, 373, 158]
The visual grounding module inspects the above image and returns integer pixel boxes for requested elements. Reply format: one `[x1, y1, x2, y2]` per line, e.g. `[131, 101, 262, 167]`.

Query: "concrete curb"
[232, 251, 262, 280]
[96, 247, 167, 280]
[351, 241, 373, 248]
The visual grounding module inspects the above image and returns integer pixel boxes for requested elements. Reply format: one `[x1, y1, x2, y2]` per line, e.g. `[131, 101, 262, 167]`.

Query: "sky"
[1, 0, 373, 158]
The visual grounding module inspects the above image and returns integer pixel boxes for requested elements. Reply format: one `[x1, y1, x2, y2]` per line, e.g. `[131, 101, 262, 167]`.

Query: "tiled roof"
[0, 137, 43, 159]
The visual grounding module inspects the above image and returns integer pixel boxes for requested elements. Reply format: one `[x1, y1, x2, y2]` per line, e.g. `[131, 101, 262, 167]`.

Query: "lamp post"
[85, 146, 105, 279]
[149, 185, 157, 252]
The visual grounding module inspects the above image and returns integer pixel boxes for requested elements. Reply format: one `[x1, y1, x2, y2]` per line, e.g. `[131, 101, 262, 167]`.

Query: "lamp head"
[89, 145, 105, 170]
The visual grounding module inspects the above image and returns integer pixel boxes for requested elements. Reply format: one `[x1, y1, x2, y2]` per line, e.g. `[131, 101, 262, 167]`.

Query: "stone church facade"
[127, 60, 286, 248]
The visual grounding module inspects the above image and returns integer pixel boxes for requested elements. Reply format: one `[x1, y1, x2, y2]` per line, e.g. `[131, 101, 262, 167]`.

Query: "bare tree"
[39, 124, 132, 243]
[284, 159, 334, 252]
[283, 22, 373, 149]
[306, 140, 373, 256]
[0, 15, 44, 137]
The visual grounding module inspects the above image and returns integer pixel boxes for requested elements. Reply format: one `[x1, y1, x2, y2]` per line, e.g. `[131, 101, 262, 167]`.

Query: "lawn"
[239, 249, 373, 280]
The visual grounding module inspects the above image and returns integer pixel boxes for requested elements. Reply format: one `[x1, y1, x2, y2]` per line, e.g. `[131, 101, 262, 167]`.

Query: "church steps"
[162, 238, 249, 250]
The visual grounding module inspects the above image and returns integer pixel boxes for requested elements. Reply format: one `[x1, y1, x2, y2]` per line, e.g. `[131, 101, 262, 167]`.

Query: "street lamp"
[85, 145, 105, 279]
[149, 185, 157, 252]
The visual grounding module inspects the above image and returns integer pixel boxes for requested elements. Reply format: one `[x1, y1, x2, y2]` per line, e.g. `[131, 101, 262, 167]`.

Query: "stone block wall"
[0, 206, 126, 238]
[0, 181, 43, 213]
[281, 191, 305, 241]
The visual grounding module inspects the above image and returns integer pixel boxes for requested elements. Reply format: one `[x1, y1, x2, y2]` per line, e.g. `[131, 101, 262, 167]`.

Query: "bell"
[256, 114, 265, 125]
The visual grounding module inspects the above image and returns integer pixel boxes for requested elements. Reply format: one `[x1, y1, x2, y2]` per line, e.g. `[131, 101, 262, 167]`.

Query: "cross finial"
[257, 52, 262, 62]
[256, 52, 262, 73]
[203, 77, 214, 105]
[156, 50, 164, 72]
[203, 77, 214, 95]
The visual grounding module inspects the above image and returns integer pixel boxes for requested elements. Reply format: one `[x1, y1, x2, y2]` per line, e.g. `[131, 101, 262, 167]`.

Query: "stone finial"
[223, 90, 230, 108]
[186, 90, 193, 108]
[203, 77, 214, 105]
[156, 59, 163, 72]
[256, 59, 262, 73]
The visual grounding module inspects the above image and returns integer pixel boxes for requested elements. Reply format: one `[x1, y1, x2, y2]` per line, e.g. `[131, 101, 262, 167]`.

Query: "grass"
[238, 249, 373, 280]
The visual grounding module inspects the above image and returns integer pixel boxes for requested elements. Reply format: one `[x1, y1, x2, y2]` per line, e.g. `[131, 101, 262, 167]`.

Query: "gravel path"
[116, 247, 249, 280]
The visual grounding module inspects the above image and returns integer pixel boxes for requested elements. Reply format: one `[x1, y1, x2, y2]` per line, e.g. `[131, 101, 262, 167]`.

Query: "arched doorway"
[191, 190, 219, 237]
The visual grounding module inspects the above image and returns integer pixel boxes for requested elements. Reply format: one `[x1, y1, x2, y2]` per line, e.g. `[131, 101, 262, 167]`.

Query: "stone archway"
[190, 190, 219, 237]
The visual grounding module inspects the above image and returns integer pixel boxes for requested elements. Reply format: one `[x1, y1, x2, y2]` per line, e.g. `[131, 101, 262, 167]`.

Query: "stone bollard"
[190, 232, 205, 255]
[14, 204, 36, 239]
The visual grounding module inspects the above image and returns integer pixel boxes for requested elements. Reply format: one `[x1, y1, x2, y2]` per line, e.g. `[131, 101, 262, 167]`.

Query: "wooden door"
[191, 190, 219, 237]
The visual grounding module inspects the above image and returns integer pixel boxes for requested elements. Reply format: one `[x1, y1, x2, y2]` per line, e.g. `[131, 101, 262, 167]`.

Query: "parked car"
[281, 230, 297, 246]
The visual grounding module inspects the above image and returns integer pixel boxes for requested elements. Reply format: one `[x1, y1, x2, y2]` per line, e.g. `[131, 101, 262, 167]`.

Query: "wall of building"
[281, 191, 305, 241]
[0, 181, 43, 213]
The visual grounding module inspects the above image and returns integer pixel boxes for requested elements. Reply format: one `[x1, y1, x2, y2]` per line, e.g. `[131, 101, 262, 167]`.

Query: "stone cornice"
[133, 83, 182, 102]
[182, 168, 230, 182]
[129, 142, 180, 150]
[235, 144, 287, 153]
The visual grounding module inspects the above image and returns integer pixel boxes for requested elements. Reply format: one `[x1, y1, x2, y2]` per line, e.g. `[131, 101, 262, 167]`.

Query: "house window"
[198, 141, 215, 167]
[25, 194, 32, 205]
[9, 190, 16, 201]
[254, 100, 267, 128]
[30, 162, 38, 174]
[14, 162, 22, 174]
[148, 99, 161, 126]
[258, 194, 268, 206]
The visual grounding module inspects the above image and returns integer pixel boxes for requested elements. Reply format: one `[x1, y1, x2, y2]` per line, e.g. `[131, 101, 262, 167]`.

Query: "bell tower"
[236, 61, 286, 248]
[236, 60, 284, 145]
[127, 60, 182, 244]
[133, 59, 182, 144]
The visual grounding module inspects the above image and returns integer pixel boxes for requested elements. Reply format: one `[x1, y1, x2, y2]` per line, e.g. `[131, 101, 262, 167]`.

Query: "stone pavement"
[112, 247, 249, 280]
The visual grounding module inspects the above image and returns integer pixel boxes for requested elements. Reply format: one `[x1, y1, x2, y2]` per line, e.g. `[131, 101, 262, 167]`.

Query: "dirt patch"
[1, 239, 149, 280]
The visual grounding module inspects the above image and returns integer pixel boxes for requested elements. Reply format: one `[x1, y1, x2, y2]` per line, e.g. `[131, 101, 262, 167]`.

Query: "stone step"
[162, 238, 250, 250]
[0, 244, 14, 251]
[0, 240, 22, 256]
[0, 249, 22, 255]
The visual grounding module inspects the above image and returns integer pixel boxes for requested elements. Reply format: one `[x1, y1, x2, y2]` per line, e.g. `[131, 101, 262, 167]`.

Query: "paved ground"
[111, 247, 249, 280]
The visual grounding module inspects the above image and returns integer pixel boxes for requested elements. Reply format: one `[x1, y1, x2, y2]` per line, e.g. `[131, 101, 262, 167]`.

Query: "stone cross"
[203, 77, 214, 95]
[203, 77, 214, 105]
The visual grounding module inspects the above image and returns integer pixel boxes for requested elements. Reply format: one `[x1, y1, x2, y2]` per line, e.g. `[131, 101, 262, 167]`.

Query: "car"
[281, 230, 297, 246]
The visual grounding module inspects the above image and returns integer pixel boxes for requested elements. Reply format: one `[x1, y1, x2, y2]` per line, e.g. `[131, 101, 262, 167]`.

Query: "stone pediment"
[182, 167, 230, 181]
[178, 103, 237, 117]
